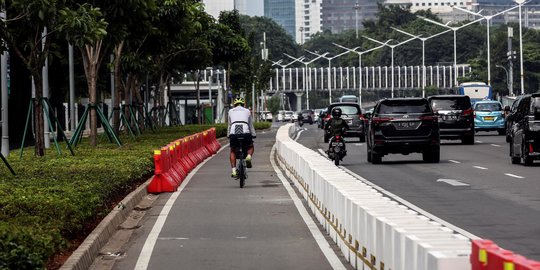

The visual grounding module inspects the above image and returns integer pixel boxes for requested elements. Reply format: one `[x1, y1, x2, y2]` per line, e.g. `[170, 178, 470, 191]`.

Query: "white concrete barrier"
[275, 124, 471, 270]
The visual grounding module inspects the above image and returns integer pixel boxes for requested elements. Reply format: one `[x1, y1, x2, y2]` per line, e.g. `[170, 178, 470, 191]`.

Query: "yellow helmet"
[233, 97, 245, 106]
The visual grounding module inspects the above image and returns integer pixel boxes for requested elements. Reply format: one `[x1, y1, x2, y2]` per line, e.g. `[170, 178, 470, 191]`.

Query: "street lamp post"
[333, 42, 387, 106]
[496, 64, 511, 95]
[305, 50, 352, 104]
[353, 3, 361, 39]
[515, 0, 527, 95]
[363, 35, 417, 98]
[299, 26, 304, 45]
[284, 53, 328, 110]
[419, 16, 485, 86]
[451, 5, 520, 86]
[391, 27, 452, 97]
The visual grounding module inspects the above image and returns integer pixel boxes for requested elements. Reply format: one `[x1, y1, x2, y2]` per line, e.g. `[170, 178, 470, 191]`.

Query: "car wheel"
[367, 147, 372, 162]
[324, 134, 329, 143]
[510, 141, 521, 164]
[498, 129, 506, 136]
[371, 151, 382, 164]
[462, 135, 475, 145]
[423, 147, 440, 163]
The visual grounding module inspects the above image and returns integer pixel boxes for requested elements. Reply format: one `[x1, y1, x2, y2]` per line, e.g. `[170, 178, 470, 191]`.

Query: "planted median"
[0, 122, 271, 269]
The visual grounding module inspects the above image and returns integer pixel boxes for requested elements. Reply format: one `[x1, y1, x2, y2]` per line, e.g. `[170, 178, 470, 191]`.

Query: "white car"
[291, 112, 299, 122]
[284, 111, 293, 121]
[259, 111, 273, 122]
[277, 110, 285, 122]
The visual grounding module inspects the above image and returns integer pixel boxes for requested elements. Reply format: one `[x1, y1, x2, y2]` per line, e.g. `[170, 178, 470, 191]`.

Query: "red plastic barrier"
[147, 149, 178, 193]
[199, 132, 211, 158]
[180, 138, 195, 172]
[472, 240, 540, 270]
[162, 146, 182, 186]
[168, 144, 185, 183]
[186, 136, 200, 165]
[175, 140, 191, 174]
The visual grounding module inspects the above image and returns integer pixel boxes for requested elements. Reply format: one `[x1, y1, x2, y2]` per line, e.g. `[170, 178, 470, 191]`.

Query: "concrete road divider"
[275, 124, 471, 270]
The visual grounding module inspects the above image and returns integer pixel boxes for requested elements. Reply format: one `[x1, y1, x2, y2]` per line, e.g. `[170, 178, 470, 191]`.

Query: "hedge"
[0, 122, 270, 269]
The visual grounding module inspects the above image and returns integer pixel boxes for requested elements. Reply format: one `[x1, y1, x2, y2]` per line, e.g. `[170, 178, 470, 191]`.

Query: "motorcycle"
[297, 113, 304, 127]
[327, 135, 346, 166]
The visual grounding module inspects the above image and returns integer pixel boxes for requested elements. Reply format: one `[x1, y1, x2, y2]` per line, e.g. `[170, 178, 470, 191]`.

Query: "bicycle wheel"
[239, 160, 245, 188]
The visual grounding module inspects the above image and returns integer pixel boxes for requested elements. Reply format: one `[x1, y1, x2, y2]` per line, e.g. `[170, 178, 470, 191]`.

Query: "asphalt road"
[111, 128, 349, 270]
[295, 122, 540, 260]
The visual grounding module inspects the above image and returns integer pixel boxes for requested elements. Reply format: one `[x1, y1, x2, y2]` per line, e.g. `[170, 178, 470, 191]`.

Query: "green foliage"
[0, 124, 279, 267]
[254, 121, 271, 130]
[266, 95, 281, 116]
[58, 4, 108, 47]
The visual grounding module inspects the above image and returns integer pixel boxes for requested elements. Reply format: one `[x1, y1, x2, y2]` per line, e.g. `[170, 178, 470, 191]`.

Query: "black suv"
[299, 110, 314, 124]
[428, 95, 474, 144]
[324, 103, 365, 142]
[508, 93, 540, 166]
[366, 98, 440, 164]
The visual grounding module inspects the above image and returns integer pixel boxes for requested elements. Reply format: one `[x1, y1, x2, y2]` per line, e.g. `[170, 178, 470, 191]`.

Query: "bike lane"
[112, 129, 344, 270]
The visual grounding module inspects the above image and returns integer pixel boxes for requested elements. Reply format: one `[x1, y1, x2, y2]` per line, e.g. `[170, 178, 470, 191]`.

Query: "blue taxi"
[473, 100, 506, 135]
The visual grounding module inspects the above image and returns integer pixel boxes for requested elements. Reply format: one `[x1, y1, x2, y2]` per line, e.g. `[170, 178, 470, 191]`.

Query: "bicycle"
[234, 136, 249, 188]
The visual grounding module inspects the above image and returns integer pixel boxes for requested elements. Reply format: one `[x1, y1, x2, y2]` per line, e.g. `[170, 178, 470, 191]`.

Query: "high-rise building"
[320, 0, 380, 34]
[265, 0, 322, 44]
[202, 0, 250, 19]
[265, 0, 297, 39]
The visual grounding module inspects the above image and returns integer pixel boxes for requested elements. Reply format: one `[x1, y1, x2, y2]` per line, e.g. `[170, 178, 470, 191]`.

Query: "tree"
[0, 0, 65, 155]
[59, 3, 108, 146]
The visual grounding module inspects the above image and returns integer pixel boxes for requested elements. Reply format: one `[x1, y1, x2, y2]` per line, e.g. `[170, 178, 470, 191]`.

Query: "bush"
[0, 124, 238, 268]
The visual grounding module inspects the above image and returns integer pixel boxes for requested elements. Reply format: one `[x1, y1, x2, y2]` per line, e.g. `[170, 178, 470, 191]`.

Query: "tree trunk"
[33, 76, 45, 156]
[112, 41, 124, 134]
[81, 41, 103, 147]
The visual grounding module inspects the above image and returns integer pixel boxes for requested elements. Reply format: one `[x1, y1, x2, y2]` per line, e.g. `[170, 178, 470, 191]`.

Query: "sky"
[246, 0, 264, 16]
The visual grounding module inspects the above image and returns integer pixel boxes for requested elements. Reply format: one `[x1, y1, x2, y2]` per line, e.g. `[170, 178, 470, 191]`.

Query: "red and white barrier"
[148, 128, 222, 193]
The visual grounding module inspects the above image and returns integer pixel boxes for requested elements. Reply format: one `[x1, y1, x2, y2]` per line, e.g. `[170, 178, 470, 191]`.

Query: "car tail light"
[359, 113, 365, 120]
[372, 117, 394, 124]
[462, 108, 474, 116]
[530, 143, 535, 153]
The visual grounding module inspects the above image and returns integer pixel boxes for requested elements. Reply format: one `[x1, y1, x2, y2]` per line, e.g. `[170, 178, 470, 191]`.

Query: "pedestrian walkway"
[111, 129, 342, 270]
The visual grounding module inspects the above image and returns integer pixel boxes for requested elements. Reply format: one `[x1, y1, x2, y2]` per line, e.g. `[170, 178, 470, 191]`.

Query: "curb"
[60, 178, 152, 270]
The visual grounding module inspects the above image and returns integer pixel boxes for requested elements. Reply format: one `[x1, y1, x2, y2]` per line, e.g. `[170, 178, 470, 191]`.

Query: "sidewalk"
[108, 129, 339, 270]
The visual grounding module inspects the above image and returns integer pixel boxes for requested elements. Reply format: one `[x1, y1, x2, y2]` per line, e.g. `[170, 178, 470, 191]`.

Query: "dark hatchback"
[509, 93, 540, 166]
[324, 103, 365, 142]
[366, 98, 440, 164]
[299, 110, 314, 124]
[428, 95, 475, 144]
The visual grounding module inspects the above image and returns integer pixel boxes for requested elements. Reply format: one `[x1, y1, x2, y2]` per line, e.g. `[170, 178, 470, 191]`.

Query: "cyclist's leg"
[229, 136, 239, 177]
[244, 135, 254, 168]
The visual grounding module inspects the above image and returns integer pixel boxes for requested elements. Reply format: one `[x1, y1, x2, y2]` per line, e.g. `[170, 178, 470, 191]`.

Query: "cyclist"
[324, 107, 349, 153]
[228, 97, 256, 178]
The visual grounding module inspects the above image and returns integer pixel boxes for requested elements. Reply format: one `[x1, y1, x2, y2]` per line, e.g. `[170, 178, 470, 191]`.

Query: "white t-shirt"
[228, 106, 256, 137]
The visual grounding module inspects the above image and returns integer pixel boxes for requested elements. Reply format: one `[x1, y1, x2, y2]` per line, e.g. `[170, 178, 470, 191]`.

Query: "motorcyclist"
[324, 107, 349, 154]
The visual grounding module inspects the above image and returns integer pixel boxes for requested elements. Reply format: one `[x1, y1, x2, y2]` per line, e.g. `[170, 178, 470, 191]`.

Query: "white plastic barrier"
[275, 124, 471, 270]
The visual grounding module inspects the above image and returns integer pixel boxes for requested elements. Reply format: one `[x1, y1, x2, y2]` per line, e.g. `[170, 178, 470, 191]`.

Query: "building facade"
[265, 0, 298, 39]
[202, 0, 249, 19]
[265, 0, 322, 44]
[321, 0, 380, 34]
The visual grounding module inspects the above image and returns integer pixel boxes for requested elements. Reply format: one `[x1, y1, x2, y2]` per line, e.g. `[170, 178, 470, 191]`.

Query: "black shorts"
[229, 134, 254, 149]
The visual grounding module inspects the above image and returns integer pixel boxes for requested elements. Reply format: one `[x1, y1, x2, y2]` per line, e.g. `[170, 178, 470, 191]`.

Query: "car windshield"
[430, 97, 471, 111]
[333, 106, 359, 115]
[378, 100, 431, 114]
[475, 103, 502, 112]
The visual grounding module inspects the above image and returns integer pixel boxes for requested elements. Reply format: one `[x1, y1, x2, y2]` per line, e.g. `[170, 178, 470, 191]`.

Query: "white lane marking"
[437, 179, 470, 187]
[505, 173, 525, 179]
[476, 141, 483, 143]
[355, 143, 364, 146]
[271, 146, 346, 270]
[473, 166, 488, 170]
[490, 144, 501, 147]
[158, 237, 190, 240]
[294, 129, 305, 141]
[339, 166, 479, 240]
[134, 144, 229, 270]
[448, 160, 461, 164]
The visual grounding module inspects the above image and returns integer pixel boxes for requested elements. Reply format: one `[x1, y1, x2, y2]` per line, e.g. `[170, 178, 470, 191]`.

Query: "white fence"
[275, 124, 472, 270]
